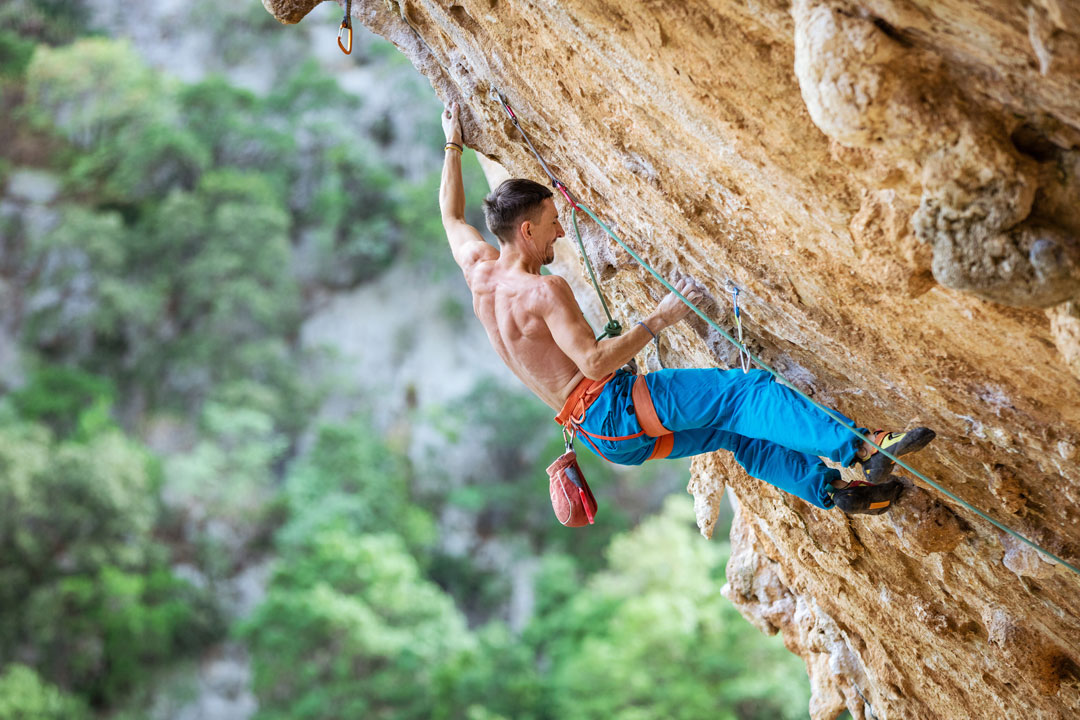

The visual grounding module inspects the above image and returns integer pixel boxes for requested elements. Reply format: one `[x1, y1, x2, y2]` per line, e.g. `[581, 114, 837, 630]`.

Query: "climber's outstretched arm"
[439, 102, 495, 274]
[542, 275, 702, 379]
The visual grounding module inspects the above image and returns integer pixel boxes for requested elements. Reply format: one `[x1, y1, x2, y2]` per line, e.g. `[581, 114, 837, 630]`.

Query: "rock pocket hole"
[869, 16, 913, 47]
[447, 4, 480, 34]
[1010, 124, 1060, 163]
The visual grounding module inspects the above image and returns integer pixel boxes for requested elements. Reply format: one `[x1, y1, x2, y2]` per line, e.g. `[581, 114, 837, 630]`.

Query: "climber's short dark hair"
[482, 178, 553, 243]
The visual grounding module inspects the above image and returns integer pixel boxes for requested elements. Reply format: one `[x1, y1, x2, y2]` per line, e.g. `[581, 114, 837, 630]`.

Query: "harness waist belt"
[555, 373, 674, 462]
[554, 373, 614, 427]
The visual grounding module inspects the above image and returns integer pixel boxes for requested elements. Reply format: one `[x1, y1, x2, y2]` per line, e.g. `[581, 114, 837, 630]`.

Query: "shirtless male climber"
[438, 102, 934, 514]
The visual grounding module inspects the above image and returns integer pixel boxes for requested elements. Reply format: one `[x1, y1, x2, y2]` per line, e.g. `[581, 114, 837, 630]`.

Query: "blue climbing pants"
[575, 368, 866, 510]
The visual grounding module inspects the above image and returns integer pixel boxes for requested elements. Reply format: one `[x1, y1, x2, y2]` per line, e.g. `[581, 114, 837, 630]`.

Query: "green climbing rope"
[571, 205, 622, 340]
[571, 200, 1080, 578]
[488, 86, 622, 339]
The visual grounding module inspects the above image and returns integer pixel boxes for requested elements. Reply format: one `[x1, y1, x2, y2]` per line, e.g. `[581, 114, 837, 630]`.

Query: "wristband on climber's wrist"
[638, 321, 667, 369]
[637, 321, 659, 340]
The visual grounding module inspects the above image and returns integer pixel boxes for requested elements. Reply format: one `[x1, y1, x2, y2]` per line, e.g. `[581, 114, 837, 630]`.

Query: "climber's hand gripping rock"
[652, 277, 704, 330]
[442, 101, 463, 146]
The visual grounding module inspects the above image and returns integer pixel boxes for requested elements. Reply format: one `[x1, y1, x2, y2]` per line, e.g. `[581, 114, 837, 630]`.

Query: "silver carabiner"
[731, 286, 751, 373]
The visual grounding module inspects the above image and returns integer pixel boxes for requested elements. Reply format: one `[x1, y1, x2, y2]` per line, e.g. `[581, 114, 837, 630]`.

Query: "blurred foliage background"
[0, 1, 812, 718]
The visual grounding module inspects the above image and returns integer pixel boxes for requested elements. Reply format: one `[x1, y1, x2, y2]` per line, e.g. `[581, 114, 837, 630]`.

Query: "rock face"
[263, 1, 1080, 717]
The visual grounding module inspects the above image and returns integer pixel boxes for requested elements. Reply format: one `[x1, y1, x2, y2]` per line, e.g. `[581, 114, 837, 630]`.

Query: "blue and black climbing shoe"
[832, 477, 904, 515]
[857, 427, 935, 484]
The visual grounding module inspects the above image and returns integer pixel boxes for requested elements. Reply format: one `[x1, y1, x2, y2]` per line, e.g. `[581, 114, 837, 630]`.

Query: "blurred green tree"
[0, 420, 155, 588]
[534, 496, 811, 720]
[16, 36, 440, 414]
[0, 411, 221, 705]
[161, 399, 291, 581]
[8, 364, 117, 440]
[241, 531, 471, 720]
[0, 28, 36, 81]
[0, 0, 90, 46]
[0, 664, 90, 720]
[432, 621, 545, 720]
[277, 419, 436, 557]
[22, 170, 302, 412]
[25, 566, 220, 704]
[179, 75, 294, 178]
[24, 38, 164, 151]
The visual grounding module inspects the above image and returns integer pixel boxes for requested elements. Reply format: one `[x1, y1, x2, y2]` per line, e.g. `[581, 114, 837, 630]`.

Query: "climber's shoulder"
[444, 217, 497, 275]
[536, 273, 574, 301]
[531, 274, 581, 317]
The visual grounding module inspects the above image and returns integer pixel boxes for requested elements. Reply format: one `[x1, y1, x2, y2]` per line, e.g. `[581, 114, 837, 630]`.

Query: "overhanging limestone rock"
[263, 1, 1080, 717]
[793, 0, 1080, 308]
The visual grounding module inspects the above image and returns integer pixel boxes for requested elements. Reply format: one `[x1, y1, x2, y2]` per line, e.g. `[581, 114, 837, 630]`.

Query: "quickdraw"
[731, 286, 751, 373]
[337, 0, 353, 54]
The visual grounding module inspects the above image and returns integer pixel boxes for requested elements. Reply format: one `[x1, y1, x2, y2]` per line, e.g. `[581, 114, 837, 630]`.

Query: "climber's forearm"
[439, 147, 466, 223]
[546, 278, 670, 379]
[579, 321, 662, 379]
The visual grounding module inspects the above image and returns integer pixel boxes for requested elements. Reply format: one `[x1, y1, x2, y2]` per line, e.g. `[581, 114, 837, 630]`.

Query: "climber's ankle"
[855, 438, 874, 462]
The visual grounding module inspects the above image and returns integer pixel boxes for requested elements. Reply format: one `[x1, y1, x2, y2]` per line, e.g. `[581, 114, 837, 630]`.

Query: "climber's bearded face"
[531, 197, 565, 265]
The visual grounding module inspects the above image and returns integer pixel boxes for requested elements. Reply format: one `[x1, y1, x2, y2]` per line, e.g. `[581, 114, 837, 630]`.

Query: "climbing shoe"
[832, 478, 904, 515]
[857, 427, 936, 484]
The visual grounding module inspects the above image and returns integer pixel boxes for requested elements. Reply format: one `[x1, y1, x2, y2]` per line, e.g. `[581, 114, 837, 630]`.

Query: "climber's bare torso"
[467, 261, 588, 412]
[445, 199, 697, 413]
[444, 201, 587, 411]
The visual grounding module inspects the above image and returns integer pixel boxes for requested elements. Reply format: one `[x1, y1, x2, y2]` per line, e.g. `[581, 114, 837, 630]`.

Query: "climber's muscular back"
[442, 211, 683, 413]
[466, 259, 586, 412]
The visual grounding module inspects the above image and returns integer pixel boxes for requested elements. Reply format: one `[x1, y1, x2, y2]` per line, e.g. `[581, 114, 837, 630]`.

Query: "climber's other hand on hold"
[442, 101, 463, 146]
[652, 277, 702, 329]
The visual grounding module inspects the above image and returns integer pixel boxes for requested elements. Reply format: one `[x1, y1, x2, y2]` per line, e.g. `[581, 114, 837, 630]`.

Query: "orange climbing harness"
[549, 372, 674, 527]
[554, 373, 675, 463]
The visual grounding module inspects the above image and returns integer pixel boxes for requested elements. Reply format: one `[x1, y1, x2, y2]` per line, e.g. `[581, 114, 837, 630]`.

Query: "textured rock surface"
[263, 1, 1080, 718]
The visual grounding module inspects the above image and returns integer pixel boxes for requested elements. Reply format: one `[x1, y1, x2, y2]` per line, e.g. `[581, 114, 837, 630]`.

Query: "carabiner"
[554, 180, 577, 208]
[337, 18, 353, 54]
[337, 0, 354, 54]
[731, 286, 751, 373]
[490, 86, 517, 122]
